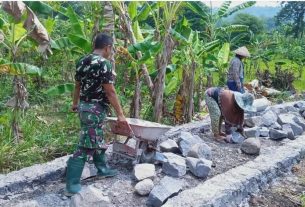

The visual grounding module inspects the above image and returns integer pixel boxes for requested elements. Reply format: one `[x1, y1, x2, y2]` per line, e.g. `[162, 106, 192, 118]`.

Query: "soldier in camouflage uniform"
[65, 33, 131, 196]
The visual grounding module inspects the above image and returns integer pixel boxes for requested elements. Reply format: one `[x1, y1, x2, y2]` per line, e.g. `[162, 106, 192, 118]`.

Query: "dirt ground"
[249, 160, 305, 207]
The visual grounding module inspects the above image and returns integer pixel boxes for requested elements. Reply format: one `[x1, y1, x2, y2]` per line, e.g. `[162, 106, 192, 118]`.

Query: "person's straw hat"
[234, 46, 250, 58]
[233, 92, 256, 112]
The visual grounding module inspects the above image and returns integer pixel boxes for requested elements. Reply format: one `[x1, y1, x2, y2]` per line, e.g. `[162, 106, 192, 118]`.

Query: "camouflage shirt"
[75, 54, 114, 106]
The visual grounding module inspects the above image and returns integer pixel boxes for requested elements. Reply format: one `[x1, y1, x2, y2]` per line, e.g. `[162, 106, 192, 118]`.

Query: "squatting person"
[205, 87, 256, 142]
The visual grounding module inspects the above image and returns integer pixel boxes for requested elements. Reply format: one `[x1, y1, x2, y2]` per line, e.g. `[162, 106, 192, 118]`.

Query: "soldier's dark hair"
[93, 33, 113, 49]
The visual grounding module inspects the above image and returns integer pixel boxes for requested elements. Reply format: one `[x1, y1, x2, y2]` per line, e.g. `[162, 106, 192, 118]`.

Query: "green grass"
[0, 98, 80, 173]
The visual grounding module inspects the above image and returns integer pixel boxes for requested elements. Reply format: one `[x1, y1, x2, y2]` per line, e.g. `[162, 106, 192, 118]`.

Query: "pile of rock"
[243, 101, 305, 141]
[132, 131, 212, 207]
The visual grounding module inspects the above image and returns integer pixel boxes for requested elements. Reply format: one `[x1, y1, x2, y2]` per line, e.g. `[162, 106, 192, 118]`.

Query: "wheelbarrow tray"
[105, 117, 172, 141]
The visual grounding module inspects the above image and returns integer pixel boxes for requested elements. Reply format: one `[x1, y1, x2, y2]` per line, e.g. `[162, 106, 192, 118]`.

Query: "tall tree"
[275, 1, 305, 38]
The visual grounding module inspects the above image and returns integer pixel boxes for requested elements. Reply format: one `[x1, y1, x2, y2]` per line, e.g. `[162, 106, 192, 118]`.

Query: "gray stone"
[133, 164, 156, 181]
[231, 131, 245, 143]
[244, 127, 260, 138]
[302, 111, 305, 119]
[253, 97, 271, 112]
[147, 176, 183, 207]
[159, 139, 180, 153]
[244, 116, 263, 128]
[135, 179, 154, 196]
[186, 157, 212, 178]
[187, 143, 212, 160]
[162, 153, 186, 177]
[284, 105, 299, 113]
[269, 129, 287, 140]
[240, 138, 261, 155]
[293, 116, 305, 130]
[282, 124, 296, 140]
[294, 101, 305, 112]
[178, 132, 203, 156]
[81, 163, 97, 180]
[259, 127, 269, 137]
[70, 185, 111, 207]
[268, 104, 287, 115]
[261, 110, 278, 127]
[278, 114, 304, 135]
[270, 122, 282, 130]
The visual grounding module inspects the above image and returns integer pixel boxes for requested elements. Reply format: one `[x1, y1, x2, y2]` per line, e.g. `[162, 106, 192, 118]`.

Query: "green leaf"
[51, 37, 72, 50]
[217, 1, 231, 18]
[198, 40, 221, 56]
[0, 63, 41, 76]
[24, 2, 54, 15]
[0, 17, 5, 29]
[66, 6, 84, 36]
[165, 77, 178, 96]
[44, 17, 55, 34]
[170, 29, 188, 45]
[217, 43, 230, 66]
[128, 2, 138, 20]
[186, 2, 208, 20]
[136, 2, 157, 22]
[45, 83, 75, 96]
[222, 1, 256, 18]
[132, 21, 144, 41]
[12, 23, 27, 42]
[68, 34, 91, 53]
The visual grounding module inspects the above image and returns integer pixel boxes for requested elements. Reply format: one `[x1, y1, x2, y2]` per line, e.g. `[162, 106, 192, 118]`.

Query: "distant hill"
[225, 6, 281, 20]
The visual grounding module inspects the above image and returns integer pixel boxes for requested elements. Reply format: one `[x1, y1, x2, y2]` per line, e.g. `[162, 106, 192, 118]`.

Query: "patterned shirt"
[227, 57, 244, 83]
[75, 54, 114, 106]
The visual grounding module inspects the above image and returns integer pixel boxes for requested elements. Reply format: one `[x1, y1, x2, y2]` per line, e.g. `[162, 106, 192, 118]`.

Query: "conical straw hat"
[234, 46, 250, 57]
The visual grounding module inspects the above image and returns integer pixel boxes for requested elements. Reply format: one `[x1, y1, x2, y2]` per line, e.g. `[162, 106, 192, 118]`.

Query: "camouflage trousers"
[73, 101, 108, 161]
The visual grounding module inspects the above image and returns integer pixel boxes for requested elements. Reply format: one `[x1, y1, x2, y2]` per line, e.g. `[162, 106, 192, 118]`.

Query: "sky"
[201, 1, 281, 8]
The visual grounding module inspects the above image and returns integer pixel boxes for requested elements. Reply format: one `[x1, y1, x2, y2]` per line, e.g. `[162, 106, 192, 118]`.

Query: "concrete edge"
[162, 135, 305, 207]
[0, 155, 69, 196]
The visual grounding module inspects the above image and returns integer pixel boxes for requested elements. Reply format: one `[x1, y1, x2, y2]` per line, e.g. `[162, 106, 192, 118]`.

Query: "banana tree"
[1, 1, 48, 142]
[188, 1, 255, 86]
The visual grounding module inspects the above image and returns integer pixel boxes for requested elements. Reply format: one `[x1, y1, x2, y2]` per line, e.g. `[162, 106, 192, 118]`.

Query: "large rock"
[253, 97, 271, 112]
[186, 157, 212, 178]
[231, 131, 245, 143]
[269, 129, 287, 140]
[147, 176, 183, 207]
[159, 139, 180, 153]
[293, 116, 305, 130]
[70, 185, 111, 207]
[259, 127, 269, 137]
[268, 104, 287, 115]
[133, 164, 156, 181]
[278, 113, 304, 136]
[240, 138, 261, 155]
[162, 153, 186, 177]
[302, 111, 305, 119]
[270, 122, 282, 130]
[187, 143, 212, 160]
[244, 127, 260, 138]
[178, 132, 203, 156]
[294, 101, 305, 112]
[282, 124, 296, 140]
[81, 163, 97, 180]
[244, 116, 263, 128]
[135, 179, 154, 196]
[261, 110, 278, 127]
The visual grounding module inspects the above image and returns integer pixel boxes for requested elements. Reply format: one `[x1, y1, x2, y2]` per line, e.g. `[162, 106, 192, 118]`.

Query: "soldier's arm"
[103, 83, 125, 122]
[71, 81, 80, 112]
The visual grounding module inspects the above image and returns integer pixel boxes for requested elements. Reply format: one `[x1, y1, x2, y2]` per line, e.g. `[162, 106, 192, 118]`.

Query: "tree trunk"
[130, 76, 141, 118]
[153, 32, 175, 122]
[116, 3, 154, 94]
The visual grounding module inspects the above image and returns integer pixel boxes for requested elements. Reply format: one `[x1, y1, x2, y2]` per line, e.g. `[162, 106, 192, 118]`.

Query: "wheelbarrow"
[105, 117, 172, 164]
